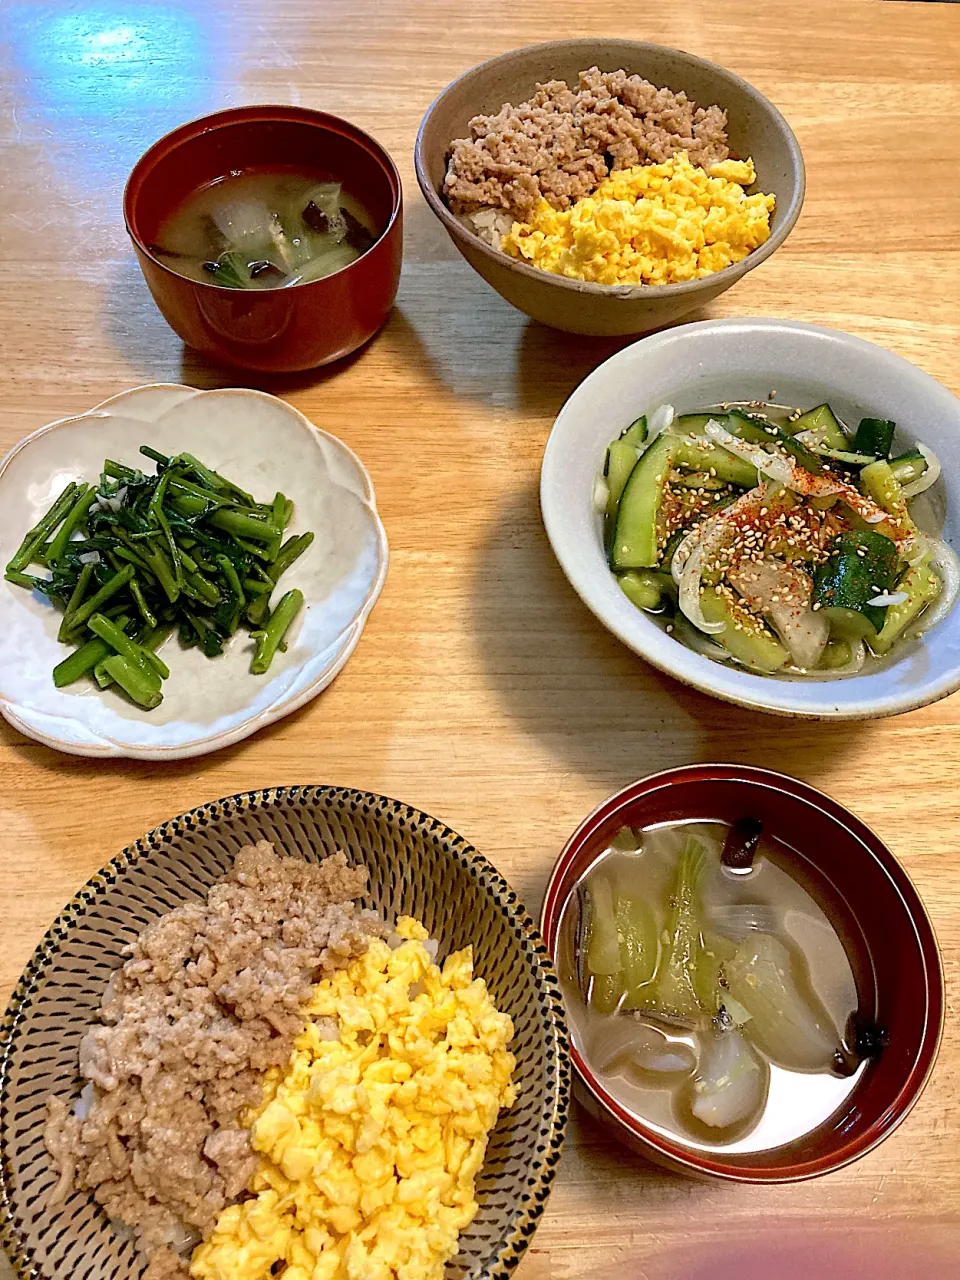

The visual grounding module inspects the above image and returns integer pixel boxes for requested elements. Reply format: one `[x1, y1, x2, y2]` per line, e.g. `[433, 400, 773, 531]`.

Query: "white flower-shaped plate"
[0, 385, 388, 758]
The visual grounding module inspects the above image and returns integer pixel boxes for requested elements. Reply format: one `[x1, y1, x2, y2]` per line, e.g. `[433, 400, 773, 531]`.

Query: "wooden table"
[2, 1, 959, 1276]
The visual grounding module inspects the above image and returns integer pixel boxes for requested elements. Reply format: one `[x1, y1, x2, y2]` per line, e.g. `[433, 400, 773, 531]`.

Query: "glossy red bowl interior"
[540, 764, 943, 1182]
[124, 106, 403, 373]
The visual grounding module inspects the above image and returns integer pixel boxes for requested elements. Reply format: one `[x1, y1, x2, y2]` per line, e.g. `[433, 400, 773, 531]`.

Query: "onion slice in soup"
[725, 932, 843, 1073]
[682, 1024, 769, 1132]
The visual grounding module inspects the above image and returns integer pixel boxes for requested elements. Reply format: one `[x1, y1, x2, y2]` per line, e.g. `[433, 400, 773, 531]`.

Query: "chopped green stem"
[269, 532, 315, 582]
[7, 482, 79, 572]
[103, 460, 140, 480]
[182, 572, 221, 606]
[233, 535, 274, 562]
[63, 564, 135, 631]
[169, 493, 210, 520]
[57, 562, 96, 640]
[217, 555, 246, 606]
[176, 545, 199, 574]
[168, 476, 230, 508]
[208, 509, 282, 545]
[55, 637, 112, 687]
[5, 569, 47, 590]
[43, 487, 96, 564]
[101, 655, 163, 709]
[130, 578, 157, 628]
[250, 589, 303, 674]
[139, 445, 170, 468]
[242, 578, 272, 596]
[246, 595, 270, 627]
[272, 492, 288, 531]
[87, 612, 162, 685]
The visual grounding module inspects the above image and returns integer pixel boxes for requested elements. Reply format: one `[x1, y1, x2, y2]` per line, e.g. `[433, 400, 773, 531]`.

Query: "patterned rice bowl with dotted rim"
[0, 786, 569, 1280]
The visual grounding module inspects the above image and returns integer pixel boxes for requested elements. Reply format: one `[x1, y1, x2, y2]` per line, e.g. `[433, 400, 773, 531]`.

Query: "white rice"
[460, 208, 515, 252]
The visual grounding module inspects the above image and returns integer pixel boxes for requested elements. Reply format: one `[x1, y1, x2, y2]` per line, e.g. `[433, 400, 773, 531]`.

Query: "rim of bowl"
[540, 316, 960, 720]
[414, 38, 805, 300]
[0, 785, 570, 1279]
[123, 105, 403, 294]
[539, 764, 945, 1182]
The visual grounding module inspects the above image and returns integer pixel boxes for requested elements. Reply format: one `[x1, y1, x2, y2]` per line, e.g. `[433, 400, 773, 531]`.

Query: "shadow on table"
[0, 668, 343, 787]
[511, 308, 716, 420]
[100, 253, 401, 393]
[468, 478, 873, 793]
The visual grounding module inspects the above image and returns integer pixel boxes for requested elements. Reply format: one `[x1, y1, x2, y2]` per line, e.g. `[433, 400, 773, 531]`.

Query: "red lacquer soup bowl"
[540, 764, 943, 1182]
[124, 106, 403, 372]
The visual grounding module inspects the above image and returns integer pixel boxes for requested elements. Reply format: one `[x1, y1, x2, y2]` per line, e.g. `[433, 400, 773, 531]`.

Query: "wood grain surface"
[2, 1, 959, 1276]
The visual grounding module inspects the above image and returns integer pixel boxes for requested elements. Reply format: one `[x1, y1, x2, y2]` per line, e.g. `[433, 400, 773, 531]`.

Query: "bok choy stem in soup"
[152, 170, 379, 290]
[598, 400, 956, 675]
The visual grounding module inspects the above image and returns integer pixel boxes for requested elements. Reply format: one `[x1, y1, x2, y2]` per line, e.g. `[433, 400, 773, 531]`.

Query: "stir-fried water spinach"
[6, 449, 312, 709]
[599, 401, 955, 675]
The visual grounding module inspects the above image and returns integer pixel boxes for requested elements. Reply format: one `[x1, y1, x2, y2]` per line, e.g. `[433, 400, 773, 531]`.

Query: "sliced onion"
[901, 443, 941, 499]
[704, 419, 794, 486]
[683, 1025, 768, 1131]
[678, 538, 725, 634]
[726, 932, 842, 1072]
[588, 1016, 697, 1080]
[914, 538, 960, 635]
[866, 591, 908, 608]
[673, 614, 733, 661]
[671, 521, 705, 585]
[838, 488, 889, 524]
[593, 475, 610, 513]
[648, 404, 675, 437]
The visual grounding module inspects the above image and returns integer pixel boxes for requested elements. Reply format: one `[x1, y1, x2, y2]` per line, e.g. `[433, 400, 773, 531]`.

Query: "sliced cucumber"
[699, 586, 789, 673]
[813, 529, 901, 636]
[868, 564, 942, 654]
[620, 416, 648, 449]
[860, 459, 910, 521]
[727, 409, 779, 446]
[889, 449, 927, 487]
[788, 403, 848, 449]
[853, 417, 896, 459]
[671, 471, 728, 491]
[819, 606, 880, 642]
[675, 410, 775, 448]
[773, 426, 824, 474]
[820, 639, 854, 669]
[605, 439, 641, 520]
[674, 438, 758, 488]
[673, 413, 732, 436]
[814, 448, 877, 466]
[618, 569, 662, 611]
[610, 436, 676, 570]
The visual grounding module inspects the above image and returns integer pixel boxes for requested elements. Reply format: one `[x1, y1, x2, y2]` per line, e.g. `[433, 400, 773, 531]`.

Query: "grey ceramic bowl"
[541, 318, 960, 719]
[415, 40, 805, 337]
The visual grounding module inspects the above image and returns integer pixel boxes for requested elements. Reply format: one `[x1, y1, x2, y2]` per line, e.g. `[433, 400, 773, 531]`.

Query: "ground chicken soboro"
[444, 66, 729, 221]
[44, 843, 383, 1280]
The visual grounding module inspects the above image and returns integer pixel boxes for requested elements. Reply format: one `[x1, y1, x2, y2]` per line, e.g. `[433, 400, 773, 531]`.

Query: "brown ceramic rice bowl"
[416, 39, 805, 336]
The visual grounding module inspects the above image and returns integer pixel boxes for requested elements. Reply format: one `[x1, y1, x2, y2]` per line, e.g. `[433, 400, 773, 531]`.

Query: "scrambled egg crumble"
[190, 918, 516, 1280]
[501, 153, 775, 287]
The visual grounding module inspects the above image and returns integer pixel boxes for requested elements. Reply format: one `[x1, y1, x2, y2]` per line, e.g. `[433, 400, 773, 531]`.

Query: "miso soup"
[152, 168, 379, 290]
[558, 820, 877, 1153]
